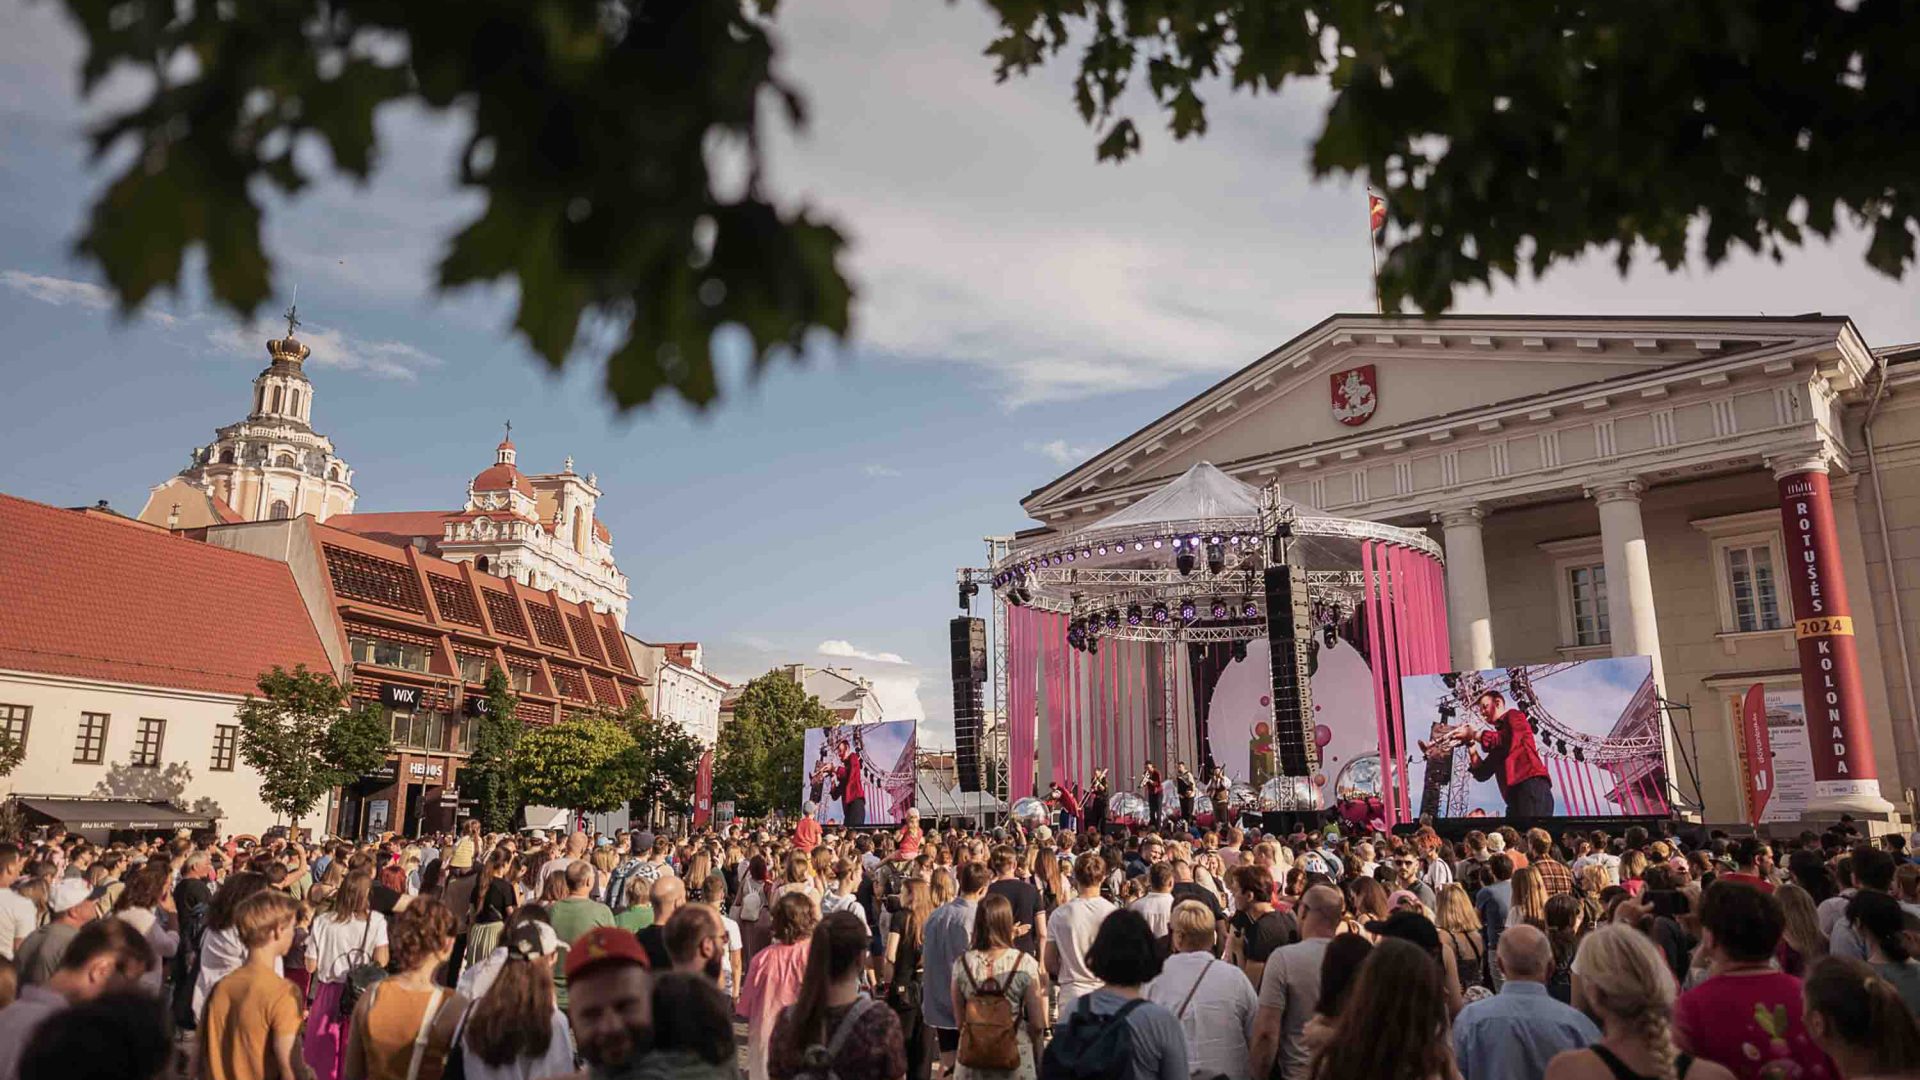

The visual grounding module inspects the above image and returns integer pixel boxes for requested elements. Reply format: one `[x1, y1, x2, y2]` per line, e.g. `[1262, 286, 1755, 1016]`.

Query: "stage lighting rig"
[1127, 605, 1144, 626]
[1205, 539, 1226, 574]
[1151, 602, 1170, 624]
[1178, 599, 1197, 621]
[1176, 540, 1197, 576]
[1232, 640, 1248, 662]
[1210, 599, 1229, 620]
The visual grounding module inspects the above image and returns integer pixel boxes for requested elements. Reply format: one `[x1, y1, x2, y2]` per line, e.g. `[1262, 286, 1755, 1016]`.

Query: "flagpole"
[1367, 187, 1382, 315]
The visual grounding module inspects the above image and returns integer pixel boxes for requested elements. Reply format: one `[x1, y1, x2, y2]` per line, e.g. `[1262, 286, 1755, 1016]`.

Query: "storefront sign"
[465, 695, 491, 717]
[1778, 469, 1880, 799]
[381, 683, 425, 710]
[408, 761, 445, 780]
[439, 787, 460, 808]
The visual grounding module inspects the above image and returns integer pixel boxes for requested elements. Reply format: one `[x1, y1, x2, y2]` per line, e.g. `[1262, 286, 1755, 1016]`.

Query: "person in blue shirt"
[1476, 852, 1516, 964]
[1453, 924, 1599, 1080]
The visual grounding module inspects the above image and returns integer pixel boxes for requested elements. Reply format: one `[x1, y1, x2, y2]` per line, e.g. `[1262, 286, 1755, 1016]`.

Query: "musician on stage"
[1206, 764, 1232, 827]
[1174, 761, 1197, 823]
[833, 735, 866, 826]
[1084, 767, 1110, 836]
[1141, 763, 1165, 824]
[1462, 689, 1555, 819]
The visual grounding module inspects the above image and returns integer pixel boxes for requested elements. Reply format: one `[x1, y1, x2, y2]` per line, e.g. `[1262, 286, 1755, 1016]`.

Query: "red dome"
[472, 463, 535, 497]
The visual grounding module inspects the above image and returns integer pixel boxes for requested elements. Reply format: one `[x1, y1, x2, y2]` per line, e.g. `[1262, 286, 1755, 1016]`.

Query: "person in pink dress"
[740, 891, 819, 1080]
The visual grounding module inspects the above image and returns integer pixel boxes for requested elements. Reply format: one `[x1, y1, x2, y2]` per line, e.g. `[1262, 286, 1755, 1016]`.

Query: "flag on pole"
[1368, 190, 1388, 235]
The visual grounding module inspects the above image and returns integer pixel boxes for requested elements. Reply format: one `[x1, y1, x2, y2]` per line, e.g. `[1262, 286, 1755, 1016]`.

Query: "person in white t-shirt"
[1045, 853, 1118, 1016]
[300, 870, 389, 1080]
[1148, 900, 1259, 1080]
[1131, 862, 1177, 941]
[699, 874, 745, 999]
[0, 845, 39, 961]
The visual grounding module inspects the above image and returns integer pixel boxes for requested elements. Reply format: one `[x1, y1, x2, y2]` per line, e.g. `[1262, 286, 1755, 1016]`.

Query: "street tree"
[55, 1, 1918, 408]
[236, 665, 389, 825]
[601, 696, 703, 829]
[511, 713, 641, 816]
[463, 665, 523, 832]
[714, 671, 831, 817]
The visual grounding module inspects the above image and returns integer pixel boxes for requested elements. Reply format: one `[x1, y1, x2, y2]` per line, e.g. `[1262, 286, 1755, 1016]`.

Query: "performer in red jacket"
[1466, 689, 1556, 818]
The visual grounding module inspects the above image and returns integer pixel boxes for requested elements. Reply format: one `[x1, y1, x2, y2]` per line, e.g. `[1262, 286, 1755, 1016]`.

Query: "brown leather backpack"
[957, 954, 1022, 1071]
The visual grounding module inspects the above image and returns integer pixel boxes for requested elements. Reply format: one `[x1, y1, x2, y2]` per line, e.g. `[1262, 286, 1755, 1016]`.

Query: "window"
[271, 385, 283, 413]
[269, 500, 291, 520]
[1725, 543, 1785, 632]
[349, 634, 430, 673]
[458, 654, 489, 684]
[388, 709, 447, 751]
[288, 389, 301, 416]
[132, 718, 166, 768]
[1568, 564, 1611, 647]
[0, 704, 28, 754]
[1692, 511, 1793, 636]
[74, 712, 108, 764]
[507, 666, 537, 693]
[211, 724, 238, 771]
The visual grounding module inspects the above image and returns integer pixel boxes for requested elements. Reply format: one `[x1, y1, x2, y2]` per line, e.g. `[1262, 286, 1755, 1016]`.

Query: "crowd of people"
[0, 805, 1916, 1080]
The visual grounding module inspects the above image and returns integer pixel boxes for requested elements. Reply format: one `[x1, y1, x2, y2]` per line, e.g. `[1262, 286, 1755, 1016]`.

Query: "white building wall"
[0, 671, 327, 836]
[656, 664, 723, 747]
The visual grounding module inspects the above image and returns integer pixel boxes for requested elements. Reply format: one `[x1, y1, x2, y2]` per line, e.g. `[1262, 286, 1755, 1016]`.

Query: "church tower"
[138, 306, 358, 529]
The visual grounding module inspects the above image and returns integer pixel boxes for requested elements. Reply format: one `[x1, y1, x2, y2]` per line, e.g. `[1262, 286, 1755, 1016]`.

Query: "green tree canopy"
[236, 665, 386, 824]
[464, 665, 523, 832]
[597, 696, 703, 828]
[512, 713, 642, 815]
[56, 1, 1918, 408]
[713, 671, 831, 817]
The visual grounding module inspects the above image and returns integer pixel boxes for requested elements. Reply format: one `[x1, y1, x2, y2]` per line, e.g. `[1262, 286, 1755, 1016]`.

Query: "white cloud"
[1026, 439, 1096, 465]
[1, 270, 113, 311]
[204, 320, 444, 381]
[817, 639, 909, 665]
[862, 464, 902, 478]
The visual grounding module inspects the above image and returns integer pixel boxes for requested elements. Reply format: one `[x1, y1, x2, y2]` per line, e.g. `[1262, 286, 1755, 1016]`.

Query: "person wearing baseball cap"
[16, 879, 98, 987]
[565, 926, 654, 1075]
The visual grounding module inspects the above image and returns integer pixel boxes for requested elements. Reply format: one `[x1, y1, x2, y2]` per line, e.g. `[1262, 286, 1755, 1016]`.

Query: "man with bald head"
[1250, 884, 1346, 1080]
[1452, 923, 1599, 1080]
[635, 873, 685, 970]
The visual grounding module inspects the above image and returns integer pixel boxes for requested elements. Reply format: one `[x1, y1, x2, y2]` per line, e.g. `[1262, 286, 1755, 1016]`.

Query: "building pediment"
[1024, 313, 1870, 525]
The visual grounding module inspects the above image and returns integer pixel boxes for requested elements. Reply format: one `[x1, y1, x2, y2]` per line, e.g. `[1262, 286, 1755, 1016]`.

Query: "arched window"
[328, 464, 340, 481]
[219, 448, 236, 465]
[573, 506, 587, 553]
[271, 385, 283, 413]
[274, 452, 296, 468]
[288, 389, 301, 416]
[269, 500, 291, 520]
[254, 385, 265, 413]
[475, 556, 490, 573]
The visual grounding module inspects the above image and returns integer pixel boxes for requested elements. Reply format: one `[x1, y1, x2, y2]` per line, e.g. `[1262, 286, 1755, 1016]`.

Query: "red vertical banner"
[1777, 469, 1881, 800]
[693, 751, 713, 828]
[1741, 683, 1775, 824]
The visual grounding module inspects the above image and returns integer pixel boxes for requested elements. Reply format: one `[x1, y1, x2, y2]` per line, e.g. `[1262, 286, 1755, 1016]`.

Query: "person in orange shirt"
[793, 804, 822, 853]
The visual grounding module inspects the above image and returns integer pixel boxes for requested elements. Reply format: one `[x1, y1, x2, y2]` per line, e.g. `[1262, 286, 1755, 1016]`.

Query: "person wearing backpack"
[949, 895, 1044, 1079]
[304, 870, 390, 1080]
[1042, 908, 1188, 1080]
[768, 911, 907, 1080]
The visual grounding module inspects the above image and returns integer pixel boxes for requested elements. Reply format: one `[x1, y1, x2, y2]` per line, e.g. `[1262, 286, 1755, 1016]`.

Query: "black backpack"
[1040, 997, 1143, 1080]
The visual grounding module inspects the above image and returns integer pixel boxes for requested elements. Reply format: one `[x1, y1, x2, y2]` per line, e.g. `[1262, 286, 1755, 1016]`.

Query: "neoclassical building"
[1016, 314, 1920, 825]
[138, 325, 357, 528]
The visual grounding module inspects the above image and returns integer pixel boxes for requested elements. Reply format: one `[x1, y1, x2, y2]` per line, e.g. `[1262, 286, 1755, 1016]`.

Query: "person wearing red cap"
[565, 926, 654, 1077]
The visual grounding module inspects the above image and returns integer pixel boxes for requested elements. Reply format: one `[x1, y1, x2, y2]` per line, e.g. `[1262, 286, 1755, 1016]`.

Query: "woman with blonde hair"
[1772, 883, 1827, 978]
[1434, 883, 1488, 996]
[1545, 924, 1735, 1080]
[930, 868, 956, 908]
[1511, 867, 1549, 931]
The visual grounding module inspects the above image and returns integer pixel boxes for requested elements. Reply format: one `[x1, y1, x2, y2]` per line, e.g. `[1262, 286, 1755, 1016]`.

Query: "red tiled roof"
[593, 517, 611, 543]
[472, 464, 535, 497]
[0, 492, 332, 696]
[327, 511, 456, 546]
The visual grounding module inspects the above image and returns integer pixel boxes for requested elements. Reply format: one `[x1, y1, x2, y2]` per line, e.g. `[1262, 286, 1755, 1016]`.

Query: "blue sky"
[4, 2, 1918, 745]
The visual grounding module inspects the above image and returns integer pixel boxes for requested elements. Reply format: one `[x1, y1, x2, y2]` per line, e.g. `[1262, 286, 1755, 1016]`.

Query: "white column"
[1586, 479, 1666, 694]
[1437, 505, 1495, 671]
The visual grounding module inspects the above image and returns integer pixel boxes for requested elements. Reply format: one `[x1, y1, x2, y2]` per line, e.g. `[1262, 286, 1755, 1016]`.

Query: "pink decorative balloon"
[1259, 695, 1271, 707]
[1314, 724, 1333, 748]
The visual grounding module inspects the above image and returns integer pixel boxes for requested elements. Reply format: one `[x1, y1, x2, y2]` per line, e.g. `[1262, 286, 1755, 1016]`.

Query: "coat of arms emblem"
[1330, 365, 1379, 427]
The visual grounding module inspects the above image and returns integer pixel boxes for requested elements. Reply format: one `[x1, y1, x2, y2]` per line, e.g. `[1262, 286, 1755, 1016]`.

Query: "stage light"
[958, 582, 977, 609]
[1323, 625, 1338, 648]
[1232, 640, 1248, 662]
[1442, 673, 1460, 689]
[1242, 600, 1259, 619]
[1152, 539, 1162, 549]
[1105, 609, 1120, 630]
[1211, 599, 1229, 620]
[1176, 548, 1197, 576]
[1206, 540, 1226, 574]
[1439, 703, 1457, 721]
[1097, 546, 1108, 556]
[1151, 602, 1170, 624]
[1127, 605, 1143, 626]
[1179, 599, 1197, 621]
[1087, 636, 1099, 655]
[1574, 747, 1585, 763]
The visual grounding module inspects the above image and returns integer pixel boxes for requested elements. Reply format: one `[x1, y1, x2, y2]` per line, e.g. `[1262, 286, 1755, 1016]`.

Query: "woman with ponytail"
[767, 910, 906, 1080]
[1546, 925, 1735, 1080]
[1803, 956, 1920, 1078]
[1843, 890, 1920, 1012]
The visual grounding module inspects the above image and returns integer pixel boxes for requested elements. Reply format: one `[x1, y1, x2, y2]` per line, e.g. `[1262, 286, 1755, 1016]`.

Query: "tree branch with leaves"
[236, 665, 389, 826]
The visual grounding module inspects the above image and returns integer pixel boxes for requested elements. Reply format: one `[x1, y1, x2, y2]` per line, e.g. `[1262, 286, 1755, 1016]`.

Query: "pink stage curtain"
[1008, 607, 1036, 801]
